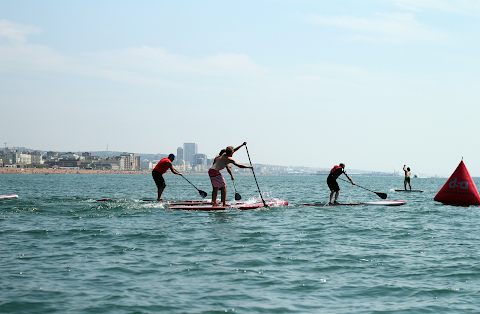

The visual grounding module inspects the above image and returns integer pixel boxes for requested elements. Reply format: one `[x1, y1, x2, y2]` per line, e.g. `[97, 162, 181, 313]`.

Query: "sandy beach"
[0, 167, 212, 175]
[0, 167, 151, 175]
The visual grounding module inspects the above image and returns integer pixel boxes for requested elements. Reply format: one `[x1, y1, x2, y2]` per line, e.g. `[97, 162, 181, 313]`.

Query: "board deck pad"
[394, 189, 424, 192]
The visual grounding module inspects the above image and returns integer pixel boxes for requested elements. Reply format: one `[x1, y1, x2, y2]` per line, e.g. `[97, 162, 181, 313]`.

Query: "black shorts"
[327, 175, 340, 192]
[152, 170, 166, 189]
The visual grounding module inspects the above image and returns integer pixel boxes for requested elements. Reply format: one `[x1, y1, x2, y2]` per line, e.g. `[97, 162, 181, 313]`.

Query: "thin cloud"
[0, 19, 268, 86]
[309, 12, 447, 43]
[0, 19, 42, 44]
[390, 0, 480, 15]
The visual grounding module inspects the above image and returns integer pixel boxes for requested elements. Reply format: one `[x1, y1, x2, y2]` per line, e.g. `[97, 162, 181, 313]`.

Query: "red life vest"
[330, 165, 342, 174]
[329, 165, 344, 179]
[153, 157, 171, 174]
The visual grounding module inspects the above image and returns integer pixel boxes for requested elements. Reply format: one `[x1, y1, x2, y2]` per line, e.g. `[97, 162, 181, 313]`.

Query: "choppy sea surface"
[2, 173, 480, 313]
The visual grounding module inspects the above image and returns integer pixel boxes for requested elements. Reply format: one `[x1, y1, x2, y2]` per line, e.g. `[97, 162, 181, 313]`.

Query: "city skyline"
[0, 144, 436, 177]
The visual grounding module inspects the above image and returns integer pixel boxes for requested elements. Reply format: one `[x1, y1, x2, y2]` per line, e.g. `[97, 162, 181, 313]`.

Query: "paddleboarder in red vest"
[209, 144, 252, 206]
[403, 165, 411, 191]
[152, 154, 182, 201]
[327, 163, 355, 205]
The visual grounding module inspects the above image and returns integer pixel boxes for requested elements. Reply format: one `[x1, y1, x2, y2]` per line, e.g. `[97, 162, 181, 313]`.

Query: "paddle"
[338, 178, 387, 199]
[179, 173, 208, 198]
[232, 179, 241, 200]
[245, 144, 268, 208]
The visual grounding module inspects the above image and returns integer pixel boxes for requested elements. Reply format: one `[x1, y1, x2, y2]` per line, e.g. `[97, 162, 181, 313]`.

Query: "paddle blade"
[235, 193, 241, 201]
[376, 192, 387, 199]
[199, 190, 208, 198]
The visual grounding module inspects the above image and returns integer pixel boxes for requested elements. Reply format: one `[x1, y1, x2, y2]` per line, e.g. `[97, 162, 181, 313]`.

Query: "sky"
[1, 0, 480, 176]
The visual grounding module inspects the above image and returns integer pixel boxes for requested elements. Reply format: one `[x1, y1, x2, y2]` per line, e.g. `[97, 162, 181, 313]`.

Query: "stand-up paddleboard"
[0, 195, 19, 200]
[141, 199, 214, 204]
[97, 198, 196, 202]
[167, 201, 246, 206]
[394, 189, 424, 193]
[166, 200, 289, 211]
[361, 201, 406, 206]
[97, 199, 214, 203]
[300, 200, 406, 207]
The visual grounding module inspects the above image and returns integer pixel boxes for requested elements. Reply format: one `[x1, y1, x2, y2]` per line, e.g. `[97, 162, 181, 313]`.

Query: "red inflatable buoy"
[434, 160, 480, 206]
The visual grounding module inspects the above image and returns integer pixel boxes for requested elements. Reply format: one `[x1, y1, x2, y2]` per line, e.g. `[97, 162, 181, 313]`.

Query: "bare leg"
[221, 187, 227, 206]
[329, 191, 335, 204]
[334, 190, 340, 203]
[157, 187, 165, 201]
[212, 187, 219, 205]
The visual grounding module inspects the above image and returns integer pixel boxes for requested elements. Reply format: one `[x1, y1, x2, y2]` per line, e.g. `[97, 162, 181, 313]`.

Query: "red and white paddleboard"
[166, 200, 289, 211]
[0, 195, 19, 200]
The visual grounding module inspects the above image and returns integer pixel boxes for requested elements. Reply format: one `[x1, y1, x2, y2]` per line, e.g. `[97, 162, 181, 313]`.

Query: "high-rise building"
[177, 147, 184, 160]
[183, 143, 197, 166]
[194, 153, 207, 168]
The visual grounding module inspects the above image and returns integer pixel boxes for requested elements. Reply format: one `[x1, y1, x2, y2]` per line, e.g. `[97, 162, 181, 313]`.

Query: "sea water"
[1, 174, 480, 313]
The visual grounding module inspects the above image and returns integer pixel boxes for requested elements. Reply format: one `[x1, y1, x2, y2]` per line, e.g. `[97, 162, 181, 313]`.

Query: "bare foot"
[212, 202, 221, 206]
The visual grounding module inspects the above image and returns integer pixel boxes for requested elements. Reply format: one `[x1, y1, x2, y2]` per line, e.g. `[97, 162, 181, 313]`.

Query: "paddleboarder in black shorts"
[152, 154, 182, 201]
[403, 165, 411, 191]
[327, 163, 355, 205]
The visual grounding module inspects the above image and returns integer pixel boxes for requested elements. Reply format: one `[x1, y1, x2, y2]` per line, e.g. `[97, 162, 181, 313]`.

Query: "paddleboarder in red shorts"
[209, 144, 252, 206]
[213, 142, 247, 181]
[152, 154, 182, 201]
[327, 163, 355, 205]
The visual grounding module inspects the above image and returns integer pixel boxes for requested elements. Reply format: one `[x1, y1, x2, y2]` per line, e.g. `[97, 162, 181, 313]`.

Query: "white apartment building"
[7, 152, 32, 165]
[141, 161, 154, 171]
[31, 151, 44, 164]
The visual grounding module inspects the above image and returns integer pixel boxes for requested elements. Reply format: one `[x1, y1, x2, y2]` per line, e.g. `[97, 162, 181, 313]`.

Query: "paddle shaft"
[245, 145, 268, 207]
[338, 177, 387, 199]
[178, 173, 207, 197]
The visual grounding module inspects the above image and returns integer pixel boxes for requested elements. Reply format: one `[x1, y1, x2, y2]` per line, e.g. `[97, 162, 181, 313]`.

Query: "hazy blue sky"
[1, 0, 480, 176]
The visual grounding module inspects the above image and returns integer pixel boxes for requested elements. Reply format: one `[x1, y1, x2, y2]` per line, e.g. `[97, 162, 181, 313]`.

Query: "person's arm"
[231, 158, 252, 169]
[169, 163, 182, 175]
[344, 171, 355, 185]
[403, 165, 407, 173]
[226, 165, 234, 180]
[233, 142, 247, 153]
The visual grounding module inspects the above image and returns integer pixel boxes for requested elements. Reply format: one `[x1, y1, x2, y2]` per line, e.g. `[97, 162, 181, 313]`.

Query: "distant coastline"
[0, 167, 296, 176]
[1, 167, 146, 175]
[0, 167, 250, 175]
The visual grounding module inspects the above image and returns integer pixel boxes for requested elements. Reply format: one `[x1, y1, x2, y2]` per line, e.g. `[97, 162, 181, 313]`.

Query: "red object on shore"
[434, 160, 480, 206]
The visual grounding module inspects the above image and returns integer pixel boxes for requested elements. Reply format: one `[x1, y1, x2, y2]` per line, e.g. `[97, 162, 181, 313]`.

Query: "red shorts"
[209, 168, 226, 189]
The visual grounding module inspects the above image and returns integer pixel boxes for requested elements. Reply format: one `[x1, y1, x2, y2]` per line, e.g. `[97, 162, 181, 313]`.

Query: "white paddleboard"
[0, 194, 19, 200]
[361, 201, 406, 206]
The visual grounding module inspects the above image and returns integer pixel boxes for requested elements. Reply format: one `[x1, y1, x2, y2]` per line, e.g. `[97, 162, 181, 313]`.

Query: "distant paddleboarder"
[403, 165, 411, 191]
[209, 144, 252, 206]
[327, 163, 355, 205]
[152, 154, 182, 201]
